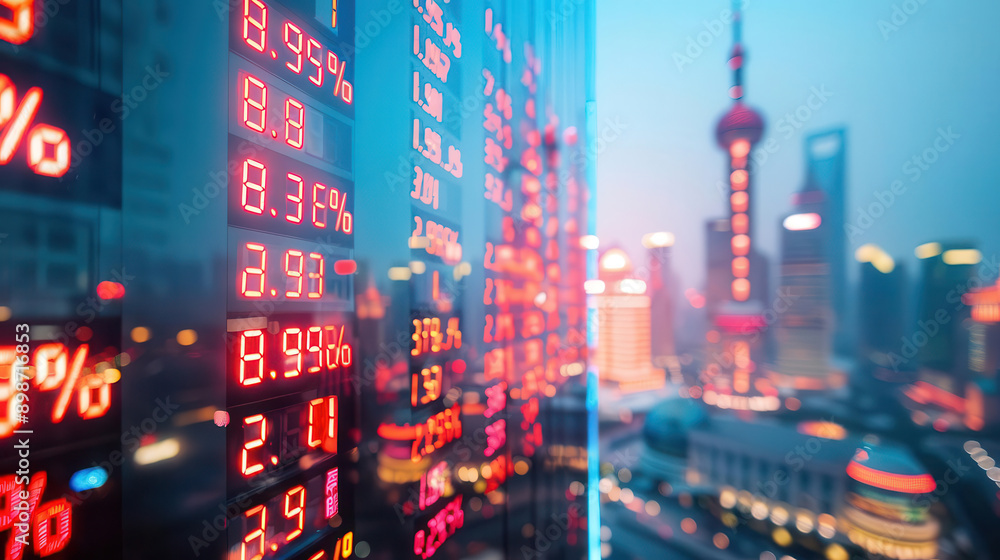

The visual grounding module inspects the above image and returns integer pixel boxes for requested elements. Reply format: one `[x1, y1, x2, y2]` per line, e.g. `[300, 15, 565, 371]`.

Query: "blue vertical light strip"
[584, 0, 599, 555]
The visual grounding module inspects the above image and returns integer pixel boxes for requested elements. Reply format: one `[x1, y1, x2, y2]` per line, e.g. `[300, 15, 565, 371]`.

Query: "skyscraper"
[962, 278, 1000, 430]
[594, 248, 666, 393]
[644, 232, 681, 382]
[804, 129, 848, 354]
[769, 182, 840, 390]
[856, 248, 906, 373]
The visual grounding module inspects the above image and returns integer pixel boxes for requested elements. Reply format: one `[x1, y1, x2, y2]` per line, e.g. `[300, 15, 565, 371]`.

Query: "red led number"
[242, 504, 267, 560]
[238, 330, 264, 386]
[0, 472, 72, 559]
[284, 485, 305, 542]
[242, 0, 267, 52]
[307, 396, 337, 453]
[285, 98, 304, 149]
[284, 21, 303, 73]
[241, 158, 266, 214]
[240, 243, 266, 298]
[285, 173, 304, 223]
[242, 75, 267, 132]
[241, 414, 267, 476]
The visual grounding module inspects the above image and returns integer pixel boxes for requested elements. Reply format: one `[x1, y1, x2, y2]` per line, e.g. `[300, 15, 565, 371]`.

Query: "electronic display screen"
[0, 0, 592, 558]
[0, 0, 124, 557]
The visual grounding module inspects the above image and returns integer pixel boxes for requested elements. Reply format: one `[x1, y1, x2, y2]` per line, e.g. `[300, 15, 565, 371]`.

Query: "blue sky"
[597, 0, 1000, 290]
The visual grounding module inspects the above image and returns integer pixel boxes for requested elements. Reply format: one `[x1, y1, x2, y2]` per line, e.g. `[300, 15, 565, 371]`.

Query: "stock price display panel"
[355, 0, 592, 558]
[0, 0, 124, 558]
[227, 1, 357, 559]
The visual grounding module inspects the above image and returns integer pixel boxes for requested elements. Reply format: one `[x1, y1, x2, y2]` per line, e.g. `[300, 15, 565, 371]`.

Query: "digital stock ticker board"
[0, 1, 596, 559]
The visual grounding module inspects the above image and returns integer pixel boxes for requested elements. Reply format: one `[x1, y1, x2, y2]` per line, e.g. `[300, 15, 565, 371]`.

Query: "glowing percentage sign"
[0, 74, 71, 177]
[0, 472, 73, 559]
[329, 189, 353, 234]
[324, 325, 352, 369]
[32, 343, 91, 423]
[326, 52, 353, 105]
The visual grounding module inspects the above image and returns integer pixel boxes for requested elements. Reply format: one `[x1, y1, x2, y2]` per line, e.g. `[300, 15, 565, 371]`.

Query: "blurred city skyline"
[597, 0, 1000, 291]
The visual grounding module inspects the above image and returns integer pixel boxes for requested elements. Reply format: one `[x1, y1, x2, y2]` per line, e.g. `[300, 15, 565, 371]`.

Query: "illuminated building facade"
[963, 278, 1000, 428]
[857, 251, 906, 374]
[804, 129, 849, 353]
[769, 180, 840, 390]
[644, 232, 681, 381]
[594, 248, 666, 393]
[909, 242, 980, 418]
[691, 417, 859, 555]
[841, 445, 940, 559]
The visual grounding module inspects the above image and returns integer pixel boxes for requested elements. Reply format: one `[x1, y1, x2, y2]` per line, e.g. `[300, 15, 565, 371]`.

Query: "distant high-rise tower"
[769, 181, 840, 390]
[856, 246, 906, 373]
[804, 129, 848, 354]
[644, 232, 682, 382]
[595, 248, 666, 393]
[701, 1, 775, 410]
[908, 242, 980, 425]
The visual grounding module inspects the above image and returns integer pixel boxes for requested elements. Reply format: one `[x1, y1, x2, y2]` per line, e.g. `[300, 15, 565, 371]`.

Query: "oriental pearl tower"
[700, 1, 777, 411]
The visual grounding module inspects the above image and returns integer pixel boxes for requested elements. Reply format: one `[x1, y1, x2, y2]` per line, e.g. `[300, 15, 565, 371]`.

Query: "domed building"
[639, 398, 708, 487]
[841, 444, 940, 559]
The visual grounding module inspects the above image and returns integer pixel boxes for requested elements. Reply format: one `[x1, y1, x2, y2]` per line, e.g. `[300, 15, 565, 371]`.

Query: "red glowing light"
[731, 256, 749, 278]
[283, 485, 305, 542]
[242, 74, 267, 133]
[243, 0, 267, 52]
[732, 278, 750, 302]
[237, 324, 350, 389]
[242, 504, 267, 560]
[411, 317, 462, 357]
[283, 21, 303, 73]
[377, 403, 462, 462]
[729, 139, 750, 158]
[0, 75, 70, 178]
[845, 461, 936, 494]
[284, 98, 304, 149]
[241, 159, 267, 214]
[0, 472, 72, 558]
[730, 191, 748, 213]
[451, 359, 466, 375]
[333, 259, 356, 275]
[411, 365, 443, 407]
[96, 281, 125, 300]
[0, 0, 34, 45]
[238, 243, 329, 300]
[731, 234, 750, 256]
[242, 414, 267, 476]
[731, 213, 748, 235]
[324, 468, 339, 519]
[730, 169, 748, 191]
[413, 495, 463, 560]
